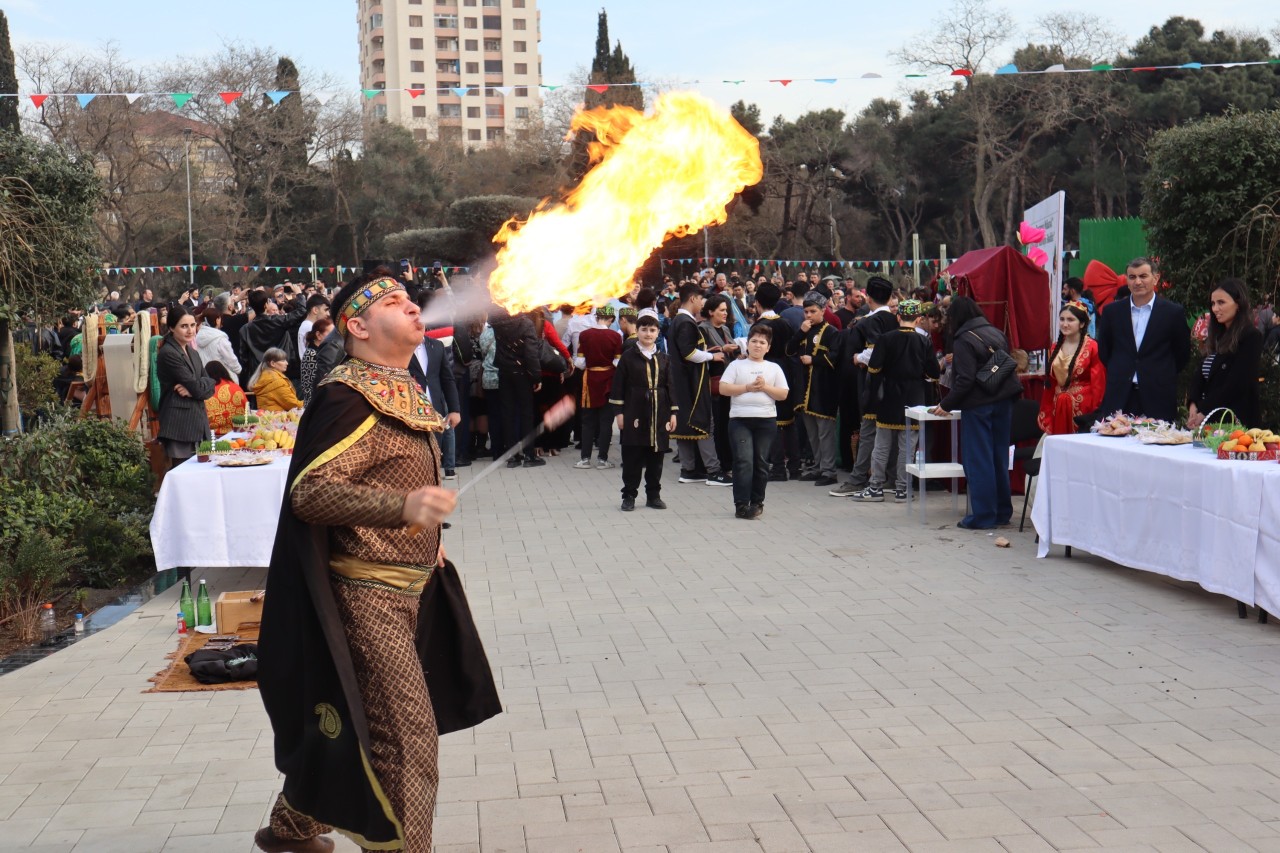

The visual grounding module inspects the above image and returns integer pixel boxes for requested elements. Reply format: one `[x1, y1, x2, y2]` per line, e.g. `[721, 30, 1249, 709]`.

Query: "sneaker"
[828, 480, 861, 497]
[523, 456, 546, 468]
[596, 460, 616, 470]
[814, 475, 837, 487]
[678, 471, 706, 484]
[621, 498, 635, 512]
[894, 488, 908, 503]
[735, 504, 753, 519]
[768, 469, 788, 482]
[850, 486, 884, 502]
[797, 471, 820, 481]
[443, 469, 457, 480]
[748, 503, 763, 519]
[706, 473, 733, 487]
[645, 498, 667, 509]
[573, 459, 593, 469]
[505, 455, 524, 468]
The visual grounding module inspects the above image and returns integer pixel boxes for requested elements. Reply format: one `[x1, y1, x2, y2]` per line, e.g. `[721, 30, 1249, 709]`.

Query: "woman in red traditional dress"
[204, 360, 248, 435]
[1038, 301, 1106, 435]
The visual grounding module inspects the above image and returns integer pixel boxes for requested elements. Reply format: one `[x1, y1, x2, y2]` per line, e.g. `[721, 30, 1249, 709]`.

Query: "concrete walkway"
[2, 455, 1279, 852]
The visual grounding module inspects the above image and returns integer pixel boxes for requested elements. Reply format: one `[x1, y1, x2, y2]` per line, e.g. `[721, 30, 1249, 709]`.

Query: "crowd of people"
[20, 255, 1280, 526]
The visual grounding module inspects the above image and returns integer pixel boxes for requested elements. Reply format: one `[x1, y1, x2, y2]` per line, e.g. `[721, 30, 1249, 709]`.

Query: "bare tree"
[893, 0, 1013, 74]
[1033, 13, 1125, 64]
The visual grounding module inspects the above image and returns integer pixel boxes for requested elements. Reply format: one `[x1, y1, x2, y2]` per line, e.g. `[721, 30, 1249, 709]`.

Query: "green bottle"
[179, 580, 195, 631]
[196, 579, 213, 629]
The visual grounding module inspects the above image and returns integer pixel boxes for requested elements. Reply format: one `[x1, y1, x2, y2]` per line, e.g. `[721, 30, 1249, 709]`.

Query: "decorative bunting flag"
[952, 69, 973, 77]
[407, 88, 426, 98]
[75, 94, 96, 108]
[362, 89, 381, 99]
[312, 91, 336, 105]
[586, 84, 609, 93]
[772, 79, 792, 86]
[451, 87, 470, 97]
[995, 64, 1018, 75]
[815, 78, 837, 84]
[265, 90, 290, 105]
[30, 94, 47, 108]
[125, 93, 144, 104]
[219, 91, 242, 105]
[540, 84, 560, 91]
[723, 80, 744, 84]
[171, 93, 194, 108]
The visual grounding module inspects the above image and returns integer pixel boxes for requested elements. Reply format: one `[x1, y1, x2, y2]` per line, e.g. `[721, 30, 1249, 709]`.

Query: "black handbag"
[539, 339, 567, 374]
[969, 331, 1017, 393]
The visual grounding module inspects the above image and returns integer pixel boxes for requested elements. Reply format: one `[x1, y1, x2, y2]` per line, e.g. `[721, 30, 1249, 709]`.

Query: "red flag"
[951, 69, 974, 77]
[772, 80, 792, 86]
[586, 84, 609, 93]
[407, 89, 426, 98]
[219, 91, 243, 105]
[30, 94, 48, 108]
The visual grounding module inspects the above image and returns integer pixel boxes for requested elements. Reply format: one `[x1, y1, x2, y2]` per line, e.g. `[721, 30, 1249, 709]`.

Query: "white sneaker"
[573, 459, 593, 469]
[596, 460, 616, 470]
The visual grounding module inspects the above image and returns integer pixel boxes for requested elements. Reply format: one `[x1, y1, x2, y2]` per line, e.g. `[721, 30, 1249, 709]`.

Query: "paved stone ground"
[3, 452, 1280, 852]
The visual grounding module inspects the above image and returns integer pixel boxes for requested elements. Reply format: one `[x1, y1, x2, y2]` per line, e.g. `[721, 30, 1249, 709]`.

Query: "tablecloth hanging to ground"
[149, 456, 289, 571]
[1031, 433, 1280, 607]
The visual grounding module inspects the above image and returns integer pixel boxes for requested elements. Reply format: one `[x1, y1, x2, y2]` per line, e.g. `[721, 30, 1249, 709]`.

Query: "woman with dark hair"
[155, 303, 215, 467]
[203, 359, 248, 434]
[300, 317, 334, 404]
[1037, 301, 1106, 435]
[931, 296, 1022, 529]
[1187, 278, 1263, 428]
[700, 293, 740, 470]
[530, 309, 573, 456]
[195, 302, 242, 382]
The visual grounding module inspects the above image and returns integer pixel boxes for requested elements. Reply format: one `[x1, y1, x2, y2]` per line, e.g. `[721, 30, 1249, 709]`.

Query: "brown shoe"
[255, 827, 335, 853]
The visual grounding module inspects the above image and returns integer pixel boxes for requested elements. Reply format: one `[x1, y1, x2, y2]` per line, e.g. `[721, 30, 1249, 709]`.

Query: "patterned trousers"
[270, 579, 440, 852]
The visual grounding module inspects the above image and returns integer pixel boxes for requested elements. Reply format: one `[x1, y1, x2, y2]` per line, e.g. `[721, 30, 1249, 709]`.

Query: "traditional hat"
[897, 299, 925, 318]
[866, 276, 893, 304]
[595, 304, 617, 319]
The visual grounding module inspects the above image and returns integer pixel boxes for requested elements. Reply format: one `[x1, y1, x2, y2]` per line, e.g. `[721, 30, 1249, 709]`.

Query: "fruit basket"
[1193, 407, 1241, 451]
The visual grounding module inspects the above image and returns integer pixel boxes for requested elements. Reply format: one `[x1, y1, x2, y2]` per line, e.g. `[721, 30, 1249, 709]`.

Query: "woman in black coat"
[932, 296, 1023, 530]
[1187, 278, 1263, 429]
[156, 304, 216, 467]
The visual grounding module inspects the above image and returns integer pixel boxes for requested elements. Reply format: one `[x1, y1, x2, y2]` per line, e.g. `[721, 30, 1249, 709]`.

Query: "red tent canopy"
[946, 245, 1051, 351]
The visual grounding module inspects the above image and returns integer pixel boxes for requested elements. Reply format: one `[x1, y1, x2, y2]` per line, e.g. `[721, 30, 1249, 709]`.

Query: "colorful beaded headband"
[338, 277, 405, 338]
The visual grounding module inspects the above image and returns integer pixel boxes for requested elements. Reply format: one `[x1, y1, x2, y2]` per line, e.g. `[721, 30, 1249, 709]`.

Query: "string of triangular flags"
[668, 251, 1083, 271]
[7, 57, 1279, 108]
[97, 263, 471, 276]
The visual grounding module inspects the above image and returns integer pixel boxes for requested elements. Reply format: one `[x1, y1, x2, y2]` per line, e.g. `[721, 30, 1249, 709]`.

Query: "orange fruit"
[1237, 435, 1253, 449]
[1230, 430, 1246, 440]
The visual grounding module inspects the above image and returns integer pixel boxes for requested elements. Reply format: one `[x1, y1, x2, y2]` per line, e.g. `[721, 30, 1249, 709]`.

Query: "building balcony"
[438, 117, 462, 126]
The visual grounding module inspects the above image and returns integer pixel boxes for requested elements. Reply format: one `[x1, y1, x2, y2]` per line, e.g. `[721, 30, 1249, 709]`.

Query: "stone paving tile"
[3, 465, 1280, 851]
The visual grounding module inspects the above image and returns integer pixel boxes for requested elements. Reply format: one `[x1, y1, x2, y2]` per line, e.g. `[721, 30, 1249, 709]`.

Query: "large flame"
[487, 92, 763, 313]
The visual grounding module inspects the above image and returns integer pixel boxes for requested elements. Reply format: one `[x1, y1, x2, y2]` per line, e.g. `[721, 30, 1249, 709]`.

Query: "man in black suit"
[409, 327, 462, 479]
[1095, 257, 1190, 422]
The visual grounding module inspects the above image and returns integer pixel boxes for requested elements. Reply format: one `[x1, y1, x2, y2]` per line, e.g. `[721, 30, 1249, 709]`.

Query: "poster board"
[1022, 191, 1066, 373]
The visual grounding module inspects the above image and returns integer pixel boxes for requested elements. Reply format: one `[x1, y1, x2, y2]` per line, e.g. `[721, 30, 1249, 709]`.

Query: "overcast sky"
[7, 1, 1279, 124]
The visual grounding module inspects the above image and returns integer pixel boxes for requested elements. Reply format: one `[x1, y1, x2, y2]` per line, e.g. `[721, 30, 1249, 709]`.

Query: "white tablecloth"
[1031, 433, 1280, 608]
[150, 456, 290, 571]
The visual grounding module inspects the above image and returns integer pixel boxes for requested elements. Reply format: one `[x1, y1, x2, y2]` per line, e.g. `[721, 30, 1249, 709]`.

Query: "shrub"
[446, 195, 540, 241]
[0, 529, 84, 641]
[14, 348, 62, 421]
[382, 227, 477, 265]
[78, 509, 153, 589]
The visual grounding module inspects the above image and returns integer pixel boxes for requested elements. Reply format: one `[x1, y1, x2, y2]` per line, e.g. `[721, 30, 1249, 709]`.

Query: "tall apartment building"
[357, 0, 543, 147]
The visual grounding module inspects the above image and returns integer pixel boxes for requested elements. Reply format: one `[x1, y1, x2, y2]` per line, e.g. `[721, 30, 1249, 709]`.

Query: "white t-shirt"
[721, 358, 787, 419]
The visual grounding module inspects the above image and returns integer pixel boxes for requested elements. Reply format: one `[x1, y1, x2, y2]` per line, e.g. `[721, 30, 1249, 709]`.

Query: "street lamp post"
[182, 128, 195, 288]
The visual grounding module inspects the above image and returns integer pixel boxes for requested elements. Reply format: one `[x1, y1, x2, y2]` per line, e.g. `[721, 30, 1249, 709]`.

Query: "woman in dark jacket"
[932, 296, 1022, 530]
[156, 304, 216, 467]
[489, 306, 542, 467]
[1187, 278, 1263, 429]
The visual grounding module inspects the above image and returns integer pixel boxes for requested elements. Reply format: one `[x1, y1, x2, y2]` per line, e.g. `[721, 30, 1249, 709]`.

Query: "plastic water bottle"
[39, 603, 56, 645]
[73, 613, 85, 635]
[915, 450, 925, 468]
[196, 580, 212, 630]
[177, 611, 188, 635]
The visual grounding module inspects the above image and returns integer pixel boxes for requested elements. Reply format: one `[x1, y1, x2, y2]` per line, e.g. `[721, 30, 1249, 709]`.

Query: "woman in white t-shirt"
[717, 323, 789, 519]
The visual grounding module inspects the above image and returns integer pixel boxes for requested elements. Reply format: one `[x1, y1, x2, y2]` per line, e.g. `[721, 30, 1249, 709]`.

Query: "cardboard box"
[216, 590, 264, 632]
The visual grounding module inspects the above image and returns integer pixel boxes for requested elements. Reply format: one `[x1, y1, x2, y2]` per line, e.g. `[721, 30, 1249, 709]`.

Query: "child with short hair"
[785, 295, 840, 486]
[718, 323, 789, 519]
[608, 314, 677, 511]
[853, 300, 941, 503]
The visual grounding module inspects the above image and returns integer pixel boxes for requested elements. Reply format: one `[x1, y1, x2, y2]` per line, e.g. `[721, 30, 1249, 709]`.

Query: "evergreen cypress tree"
[0, 12, 20, 134]
[585, 9, 643, 112]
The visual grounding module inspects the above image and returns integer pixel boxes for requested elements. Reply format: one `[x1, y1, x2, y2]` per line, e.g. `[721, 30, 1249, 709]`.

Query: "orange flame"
[488, 92, 763, 313]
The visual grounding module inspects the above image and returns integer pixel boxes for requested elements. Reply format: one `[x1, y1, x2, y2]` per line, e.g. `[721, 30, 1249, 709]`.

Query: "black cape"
[257, 380, 501, 850]
[667, 312, 713, 439]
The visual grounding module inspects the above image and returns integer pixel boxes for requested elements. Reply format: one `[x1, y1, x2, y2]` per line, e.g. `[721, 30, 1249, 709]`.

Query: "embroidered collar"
[321, 357, 446, 432]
